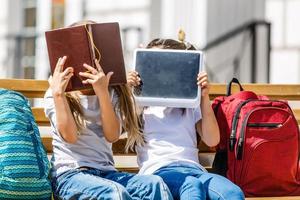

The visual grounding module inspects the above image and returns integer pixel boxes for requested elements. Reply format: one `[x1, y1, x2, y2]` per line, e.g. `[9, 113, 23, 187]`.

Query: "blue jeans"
[52, 168, 173, 200]
[154, 163, 245, 200]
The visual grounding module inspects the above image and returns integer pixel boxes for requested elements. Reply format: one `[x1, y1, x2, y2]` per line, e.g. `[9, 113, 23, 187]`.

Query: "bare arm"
[49, 56, 78, 143]
[196, 72, 220, 147]
[96, 89, 121, 143]
[79, 60, 120, 143]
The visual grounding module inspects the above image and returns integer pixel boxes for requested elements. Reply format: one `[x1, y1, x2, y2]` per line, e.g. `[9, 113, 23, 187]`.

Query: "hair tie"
[178, 29, 186, 43]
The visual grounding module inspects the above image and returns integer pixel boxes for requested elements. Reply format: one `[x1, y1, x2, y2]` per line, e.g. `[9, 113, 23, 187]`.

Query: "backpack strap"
[227, 78, 244, 96]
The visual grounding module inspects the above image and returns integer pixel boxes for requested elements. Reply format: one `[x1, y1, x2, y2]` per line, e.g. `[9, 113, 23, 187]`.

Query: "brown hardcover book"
[45, 22, 127, 91]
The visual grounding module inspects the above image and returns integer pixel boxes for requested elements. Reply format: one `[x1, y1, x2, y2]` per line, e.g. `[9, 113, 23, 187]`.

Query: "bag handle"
[226, 78, 244, 96]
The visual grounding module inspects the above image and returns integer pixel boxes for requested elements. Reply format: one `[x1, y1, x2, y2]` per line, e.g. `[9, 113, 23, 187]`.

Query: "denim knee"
[141, 175, 164, 185]
[180, 176, 206, 200]
[225, 184, 245, 200]
[98, 184, 131, 200]
[127, 175, 173, 200]
[217, 183, 245, 200]
[182, 176, 205, 189]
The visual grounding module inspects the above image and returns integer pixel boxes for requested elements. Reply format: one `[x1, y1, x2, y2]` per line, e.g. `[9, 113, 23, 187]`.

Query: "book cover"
[45, 22, 127, 91]
[91, 23, 127, 85]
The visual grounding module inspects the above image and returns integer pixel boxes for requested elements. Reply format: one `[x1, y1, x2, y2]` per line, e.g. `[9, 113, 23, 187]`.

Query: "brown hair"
[146, 38, 196, 50]
[64, 20, 144, 151]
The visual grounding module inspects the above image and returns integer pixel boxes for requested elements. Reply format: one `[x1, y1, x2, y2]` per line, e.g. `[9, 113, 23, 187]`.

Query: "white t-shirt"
[44, 89, 120, 177]
[136, 106, 206, 175]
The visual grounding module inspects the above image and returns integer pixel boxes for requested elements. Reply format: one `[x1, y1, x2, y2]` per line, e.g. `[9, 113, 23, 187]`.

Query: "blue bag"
[0, 89, 51, 199]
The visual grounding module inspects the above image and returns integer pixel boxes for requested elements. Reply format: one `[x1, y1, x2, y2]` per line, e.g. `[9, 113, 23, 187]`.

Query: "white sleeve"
[43, 89, 68, 142]
[193, 104, 202, 124]
[43, 89, 55, 121]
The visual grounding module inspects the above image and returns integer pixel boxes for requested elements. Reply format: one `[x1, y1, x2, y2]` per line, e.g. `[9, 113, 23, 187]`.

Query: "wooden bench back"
[0, 79, 300, 155]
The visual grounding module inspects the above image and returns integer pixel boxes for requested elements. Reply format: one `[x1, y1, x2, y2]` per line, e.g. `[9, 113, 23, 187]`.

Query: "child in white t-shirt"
[128, 38, 245, 200]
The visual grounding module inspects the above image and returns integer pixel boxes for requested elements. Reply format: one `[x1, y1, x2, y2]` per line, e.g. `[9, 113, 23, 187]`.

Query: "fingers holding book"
[54, 56, 67, 73]
[79, 62, 113, 94]
[50, 56, 74, 95]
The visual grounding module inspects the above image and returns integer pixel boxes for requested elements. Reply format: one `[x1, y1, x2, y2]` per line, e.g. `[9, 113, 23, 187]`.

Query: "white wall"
[65, 0, 84, 26]
[35, 0, 51, 80]
[266, 0, 300, 83]
[1, 0, 23, 78]
[0, 0, 9, 78]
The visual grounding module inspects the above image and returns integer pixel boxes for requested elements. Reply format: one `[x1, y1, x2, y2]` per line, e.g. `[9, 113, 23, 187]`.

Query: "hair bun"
[178, 29, 186, 42]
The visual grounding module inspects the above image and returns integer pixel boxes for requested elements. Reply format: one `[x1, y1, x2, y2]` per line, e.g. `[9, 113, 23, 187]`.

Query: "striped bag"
[0, 89, 51, 200]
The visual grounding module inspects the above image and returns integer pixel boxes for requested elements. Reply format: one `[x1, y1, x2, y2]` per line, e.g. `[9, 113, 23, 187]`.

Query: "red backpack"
[212, 78, 300, 197]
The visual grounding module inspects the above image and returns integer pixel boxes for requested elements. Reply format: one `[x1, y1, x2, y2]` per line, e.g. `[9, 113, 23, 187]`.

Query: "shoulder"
[44, 88, 53, 99]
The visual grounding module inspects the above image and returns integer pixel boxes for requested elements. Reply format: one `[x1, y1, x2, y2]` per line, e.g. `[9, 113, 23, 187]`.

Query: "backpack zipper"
[247, 123, 282, 128]
[229, 99, 254, 151]
[236, 108, 254, 160]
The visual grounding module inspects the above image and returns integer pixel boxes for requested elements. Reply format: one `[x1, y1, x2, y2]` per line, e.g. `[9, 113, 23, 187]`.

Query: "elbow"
[105, 134, 120, 143]
[104, 129, 120, 143]
[65, 136, 78, 144]
[208, 125, 220, 147]
[57, 125, 78, 144]
[106, 137, 119, 143]
[206, 137, 220, 147]
[206, 130, 220, 147]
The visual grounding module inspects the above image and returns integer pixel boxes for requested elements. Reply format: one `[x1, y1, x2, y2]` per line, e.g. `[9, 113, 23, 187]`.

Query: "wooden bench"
[0, 79, 300, 199]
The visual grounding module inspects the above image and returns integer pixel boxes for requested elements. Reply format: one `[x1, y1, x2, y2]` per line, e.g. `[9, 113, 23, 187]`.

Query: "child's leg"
[105, 171, 173, 200]
[154, 166, 205, 200]
[195, 172, 245, 200]
[180, 176, 206, 200]
[52, 169, 132, 200]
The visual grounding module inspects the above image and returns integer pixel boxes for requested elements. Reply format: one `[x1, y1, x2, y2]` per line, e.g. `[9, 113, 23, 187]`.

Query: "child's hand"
[127, 71, 141, 87]
[197, 72, 210, 97]
[49, 56, 74, 96]
[79, 59, 113, 95]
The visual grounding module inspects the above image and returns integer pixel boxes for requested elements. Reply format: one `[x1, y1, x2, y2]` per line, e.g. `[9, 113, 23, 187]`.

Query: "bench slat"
[1, 79, 300, 100]
[0, 79, 48, 98]
[32, 108, 50, 126]
[210, 84, 300, 100]
[43, 136, 53, 153]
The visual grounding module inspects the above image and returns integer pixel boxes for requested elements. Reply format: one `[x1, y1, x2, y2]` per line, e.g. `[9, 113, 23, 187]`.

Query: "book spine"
[86, 24, 96, 69]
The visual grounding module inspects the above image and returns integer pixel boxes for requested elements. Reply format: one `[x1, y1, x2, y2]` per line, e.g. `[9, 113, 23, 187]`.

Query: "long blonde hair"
[65, 20, 144, 152]
[65, 85, 144, 152]
[113, 85, 144, 151]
